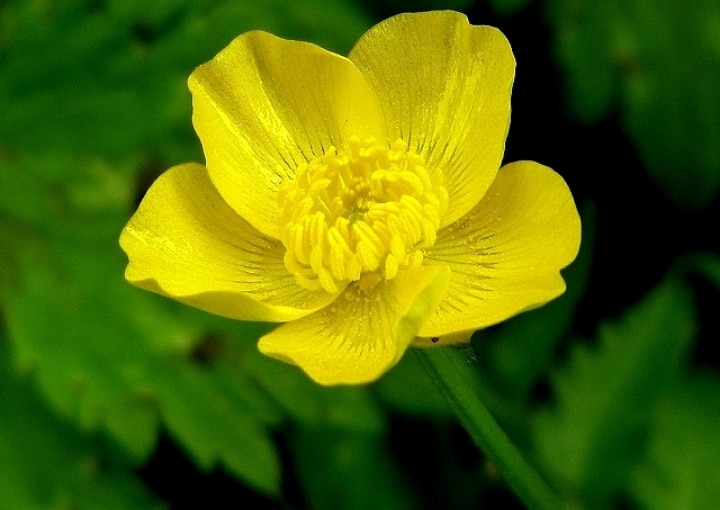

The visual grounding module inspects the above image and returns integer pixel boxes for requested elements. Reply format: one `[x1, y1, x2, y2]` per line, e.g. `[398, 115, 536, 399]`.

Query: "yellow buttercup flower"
[120, 11, 581, 385]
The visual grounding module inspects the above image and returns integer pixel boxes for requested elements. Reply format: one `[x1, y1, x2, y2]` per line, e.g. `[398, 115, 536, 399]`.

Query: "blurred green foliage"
[1, 0, 719, 509]
[534, 276, 695, 507]
[631, 373, 720, 510]
[549, 0, 720, 209]
[0, 341, 162, 510]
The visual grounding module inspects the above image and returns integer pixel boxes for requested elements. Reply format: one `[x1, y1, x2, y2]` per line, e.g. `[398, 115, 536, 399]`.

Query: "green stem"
[416, 348, 565, 510]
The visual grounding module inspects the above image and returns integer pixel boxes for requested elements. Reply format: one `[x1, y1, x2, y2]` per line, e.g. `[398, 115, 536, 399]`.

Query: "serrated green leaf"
[2, 220, 166, 460]
[3, 240, 283, 493]
[149, 361, 282, 495]
[0, 341, 162, 510]
[548, 0, 720, 209]
[630, 373, 720, 510]
[2, 206, 285, 493]
[533, 276, 696, 506]
[0, 151, 283, 497]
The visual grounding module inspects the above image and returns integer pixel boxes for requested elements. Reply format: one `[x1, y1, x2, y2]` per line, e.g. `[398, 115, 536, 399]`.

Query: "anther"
[277, 137, 447, 293]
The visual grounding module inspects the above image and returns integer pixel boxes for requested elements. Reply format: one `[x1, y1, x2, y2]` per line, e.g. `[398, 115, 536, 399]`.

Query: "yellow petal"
[120, 163, 340, 322]
[349, 11, 515, 227]
[258, 265, 451, 385]
[190, 31, 387, 239]
[418, 161, 581, 338]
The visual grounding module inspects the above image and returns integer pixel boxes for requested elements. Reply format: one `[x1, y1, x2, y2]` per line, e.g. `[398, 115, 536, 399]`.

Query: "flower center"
[278, 137, 448, 294]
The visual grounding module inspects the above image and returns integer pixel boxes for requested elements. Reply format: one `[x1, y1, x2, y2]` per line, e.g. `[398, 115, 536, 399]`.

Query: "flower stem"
[416, 347, 565, 510]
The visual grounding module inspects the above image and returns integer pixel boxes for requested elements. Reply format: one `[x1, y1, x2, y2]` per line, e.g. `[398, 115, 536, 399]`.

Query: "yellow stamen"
[277, 136, 448, 293]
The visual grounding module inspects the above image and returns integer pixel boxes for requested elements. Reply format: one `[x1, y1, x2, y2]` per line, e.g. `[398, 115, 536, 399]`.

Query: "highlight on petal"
[190, 31, 387, 239]
[120, 163, 340, 323]
[349, 11, 515, 228]
[258, 265, 450, 385]
[418, 161, 581, 338]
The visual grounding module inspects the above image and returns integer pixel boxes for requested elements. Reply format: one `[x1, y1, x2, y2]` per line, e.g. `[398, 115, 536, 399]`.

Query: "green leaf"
[630, 373, 720, 510]
[149, 361, 282, 495]
[241, 339, 386, 434]
[290, 427, 418, 510]
[0, 341, 162, 510]
[0, 0, 372, 159]
[548, 0, 720, 209]
[0, 152, 283, 494]
[2, 217, 166, 460]
[547, 0, 619, 123]
[533, 276, 696, 506]
[3, 232, 283, 493]
[0, 1, 184, 158]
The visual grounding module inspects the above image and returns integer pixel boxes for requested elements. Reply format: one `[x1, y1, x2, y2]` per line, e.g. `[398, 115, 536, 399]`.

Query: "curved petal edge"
[120, 163, 339, 323]
[257, 265, 450, 385]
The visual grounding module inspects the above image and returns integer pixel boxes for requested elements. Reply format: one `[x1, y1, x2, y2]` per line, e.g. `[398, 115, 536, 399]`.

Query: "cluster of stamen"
[277, 137, 448, 293]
